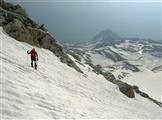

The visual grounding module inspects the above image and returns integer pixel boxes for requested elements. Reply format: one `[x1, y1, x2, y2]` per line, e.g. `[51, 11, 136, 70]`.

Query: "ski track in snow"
[0, 28, 162, 119]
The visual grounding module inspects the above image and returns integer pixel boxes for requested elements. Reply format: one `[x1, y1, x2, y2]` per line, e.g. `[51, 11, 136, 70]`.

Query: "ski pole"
[37, 60, 38, 69]
[27, 51, 29, 66]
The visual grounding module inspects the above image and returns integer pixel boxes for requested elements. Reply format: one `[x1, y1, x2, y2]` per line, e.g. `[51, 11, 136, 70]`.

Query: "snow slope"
[0, 27, 161, 119]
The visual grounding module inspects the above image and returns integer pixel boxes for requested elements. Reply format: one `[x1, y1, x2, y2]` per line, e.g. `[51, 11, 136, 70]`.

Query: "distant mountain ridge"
[65, 29, 162, 104]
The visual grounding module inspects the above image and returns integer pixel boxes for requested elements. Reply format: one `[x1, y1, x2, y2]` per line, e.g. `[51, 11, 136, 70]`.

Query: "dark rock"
[122, 63, 140, 72]
[115, 81, 135, 98]
[40, 24, 47, 32]
[95, 48, 126, 62]
[118, 74, 124, 80]
[132, 85, 140, 93]
[102, 72, 116, 83]
[86, 63, 103, 74]
[14, 5, 27, 17]
[120, 47, 137, 53]
[133, 85, 149, 98]
[66, 50, 81, 62]
[1, 0, 28, 17]
[60, 55, 83, 73]
[0, 15, 6, 26]
[152, 65, 162, 72]
[3, 18, 22, 37]
[140, 92, 149, 98]
[117, 72, 128, 80]
[85, 55, 92, 63]
[132, 85, 162, 107]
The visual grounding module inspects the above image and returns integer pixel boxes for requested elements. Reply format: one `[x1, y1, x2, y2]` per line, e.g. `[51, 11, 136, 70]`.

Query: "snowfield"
[68, 40, 162, 104]
[112, 68, 162, 102]
[0, 27, 162, 119]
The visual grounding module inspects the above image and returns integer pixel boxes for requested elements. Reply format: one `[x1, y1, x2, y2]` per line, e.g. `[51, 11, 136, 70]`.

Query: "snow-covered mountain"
[65, 30, 162, 103]
[1, 1, 162, 119]
[1, 26, 162, 119]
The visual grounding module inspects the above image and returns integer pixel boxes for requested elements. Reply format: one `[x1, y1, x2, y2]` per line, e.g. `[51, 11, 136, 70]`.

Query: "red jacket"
[27, 50, 38, 58]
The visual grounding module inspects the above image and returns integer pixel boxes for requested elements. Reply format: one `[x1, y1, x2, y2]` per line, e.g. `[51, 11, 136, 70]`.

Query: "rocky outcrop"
[117, 72, 129, 80]
[0, 1, 27, 17]
[102, 71, 116, 83]
[65, 50, 81, 62]
[151, 65, 162, 72]
[94, 49, 126, 62]
[115, 81, 134, 98]
[133, 86, 162, 107]
[122, 63, 140, 72]
[87, 63, 135, 98]
[0, 0, 83, 73]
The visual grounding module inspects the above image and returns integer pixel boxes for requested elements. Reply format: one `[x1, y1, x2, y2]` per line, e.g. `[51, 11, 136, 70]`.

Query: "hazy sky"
[9, 0, 161, 43]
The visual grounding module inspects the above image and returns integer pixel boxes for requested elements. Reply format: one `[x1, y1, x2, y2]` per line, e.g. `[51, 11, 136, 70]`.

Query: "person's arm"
[27, 50, 31, 54]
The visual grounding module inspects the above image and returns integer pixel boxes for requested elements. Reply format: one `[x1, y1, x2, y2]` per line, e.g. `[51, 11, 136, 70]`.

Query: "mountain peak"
[92, 29, 121, 44]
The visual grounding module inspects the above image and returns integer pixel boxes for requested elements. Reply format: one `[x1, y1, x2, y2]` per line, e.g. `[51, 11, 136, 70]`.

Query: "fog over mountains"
[8, 0, 161, 43]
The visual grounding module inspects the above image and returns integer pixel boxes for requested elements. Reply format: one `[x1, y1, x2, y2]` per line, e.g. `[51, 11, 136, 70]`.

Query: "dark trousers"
[31, 56, 37, 69]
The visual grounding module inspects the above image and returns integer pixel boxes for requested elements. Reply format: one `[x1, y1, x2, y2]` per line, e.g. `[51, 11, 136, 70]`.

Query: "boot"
[31, 62, 33, 67]
[35, 62, 37, 70]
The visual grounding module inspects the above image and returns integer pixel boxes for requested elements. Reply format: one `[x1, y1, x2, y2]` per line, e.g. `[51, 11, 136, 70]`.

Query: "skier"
[27, 48, 38, 70]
